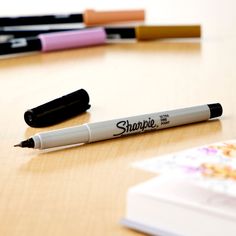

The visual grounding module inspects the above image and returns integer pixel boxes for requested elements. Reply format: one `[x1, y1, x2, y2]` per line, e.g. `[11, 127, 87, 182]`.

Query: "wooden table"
[0, 2, 236, 235]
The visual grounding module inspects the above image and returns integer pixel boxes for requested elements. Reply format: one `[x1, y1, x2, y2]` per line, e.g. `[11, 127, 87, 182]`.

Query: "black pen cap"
[24, 89, 90, 127]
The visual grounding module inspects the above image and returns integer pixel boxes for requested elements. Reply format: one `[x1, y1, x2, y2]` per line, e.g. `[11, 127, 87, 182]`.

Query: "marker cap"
[24, 89, 90, 127]
[83, 9, 145, 26]
[39, 28, 106, 52]
[135, 25, 201, 40]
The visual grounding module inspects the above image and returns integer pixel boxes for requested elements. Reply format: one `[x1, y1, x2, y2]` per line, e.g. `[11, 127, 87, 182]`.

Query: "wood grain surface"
[0, 1, 236, 235]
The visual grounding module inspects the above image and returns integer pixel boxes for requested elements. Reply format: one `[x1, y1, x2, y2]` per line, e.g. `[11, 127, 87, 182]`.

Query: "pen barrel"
[87, 105, 211, 142]
[0, 14, 83, 26]
[32, 104, 222, 149]
[39, 28, 106, 52]
[33, 125, 90, 149]
[135, 25, 201, 40]
[83, 9, 145, 26]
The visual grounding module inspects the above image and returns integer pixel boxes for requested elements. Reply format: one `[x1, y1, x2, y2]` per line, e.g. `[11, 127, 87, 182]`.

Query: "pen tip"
[13, 138, 35, 148]
[14, 143, 22, 147]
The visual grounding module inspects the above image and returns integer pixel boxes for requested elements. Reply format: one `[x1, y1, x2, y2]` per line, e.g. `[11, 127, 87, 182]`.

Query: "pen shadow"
[24, 111, 91, 137]
[19, 119, 222, 174]
[0, 40, 201, 71]
[108, 39, 201, 54]
[0, 44, 107, 69]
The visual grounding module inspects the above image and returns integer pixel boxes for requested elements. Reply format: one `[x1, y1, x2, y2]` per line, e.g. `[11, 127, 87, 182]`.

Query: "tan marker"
[83, 9, 145, 26]
[135, 25, 201, 40]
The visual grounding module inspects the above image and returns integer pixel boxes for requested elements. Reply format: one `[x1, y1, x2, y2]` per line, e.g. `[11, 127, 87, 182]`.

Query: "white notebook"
[122, 140, 236, 236]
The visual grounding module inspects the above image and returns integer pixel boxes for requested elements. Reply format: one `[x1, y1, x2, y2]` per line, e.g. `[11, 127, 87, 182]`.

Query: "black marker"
[0, 9, 144, 27]
[0, 27, 136, 40]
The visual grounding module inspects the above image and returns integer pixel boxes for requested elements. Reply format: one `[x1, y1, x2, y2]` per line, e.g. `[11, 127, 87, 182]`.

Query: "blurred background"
[0, 0, 236, 39]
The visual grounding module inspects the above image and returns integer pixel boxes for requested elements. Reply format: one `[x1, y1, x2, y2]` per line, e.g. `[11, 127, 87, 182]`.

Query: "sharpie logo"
[113, 118, 157, 136]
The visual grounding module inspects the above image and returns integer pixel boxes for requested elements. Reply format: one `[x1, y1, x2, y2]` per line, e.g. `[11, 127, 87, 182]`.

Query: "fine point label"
[160, 114, 170, 125]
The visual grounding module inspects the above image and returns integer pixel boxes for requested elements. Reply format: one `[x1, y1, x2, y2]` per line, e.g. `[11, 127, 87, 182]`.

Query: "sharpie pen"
[0, 9, 144, 27]
[0, 25, 201, 55]
[14, 103, 222, 150]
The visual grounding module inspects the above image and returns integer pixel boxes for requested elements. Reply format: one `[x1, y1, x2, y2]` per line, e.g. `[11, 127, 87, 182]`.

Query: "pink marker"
[0, 28, 106, 55]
